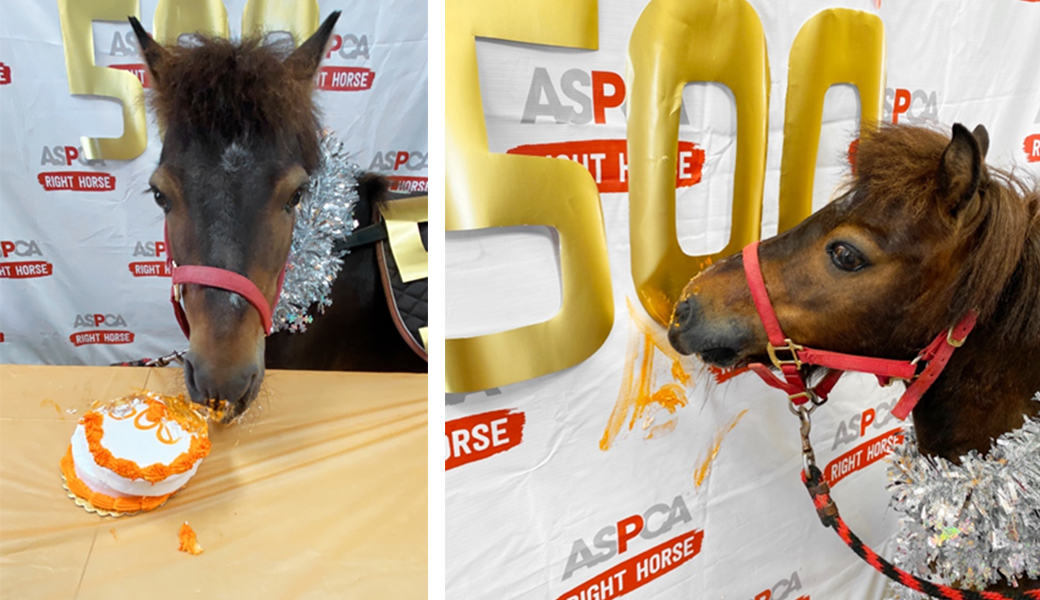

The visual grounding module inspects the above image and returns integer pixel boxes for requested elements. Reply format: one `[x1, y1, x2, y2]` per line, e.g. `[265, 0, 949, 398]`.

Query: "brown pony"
[668, 122, 1040, 461]
[129, 14, 424, 422]
[668, 122, 1040, 592]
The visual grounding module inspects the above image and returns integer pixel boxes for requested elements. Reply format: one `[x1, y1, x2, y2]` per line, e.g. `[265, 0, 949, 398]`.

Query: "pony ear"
[939, 123, 983, 213]
[128, 16, 168, 86]
[284, 11, 341, 80]
[972, 124, 990, 158]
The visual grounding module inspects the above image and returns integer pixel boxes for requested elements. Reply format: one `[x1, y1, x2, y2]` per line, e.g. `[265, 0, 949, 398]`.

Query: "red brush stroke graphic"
[445, 409, 525, 470]
[1023, 134, 1040, 163]
[823, 427, 904, 486]
[109, 63, 149, 87]
[69, 330, 135, 346]
[388, 176, 428, 193]
[37, 172, 115, 192]
[128, 261, 171, 277]
[507, 139, 704, 194]
[316, 66, 375, 91]
[554, 529, 704, 600]
[0, 261, 53, 278]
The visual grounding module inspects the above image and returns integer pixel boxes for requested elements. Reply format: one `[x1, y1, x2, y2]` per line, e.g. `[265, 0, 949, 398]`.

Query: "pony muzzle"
[183, 349, 264, 423]
[668, 295, 756, 367]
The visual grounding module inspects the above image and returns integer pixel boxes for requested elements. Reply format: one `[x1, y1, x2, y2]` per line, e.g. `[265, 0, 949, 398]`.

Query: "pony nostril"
[673, 299, 693, 325]
[668, 325, 690, 355]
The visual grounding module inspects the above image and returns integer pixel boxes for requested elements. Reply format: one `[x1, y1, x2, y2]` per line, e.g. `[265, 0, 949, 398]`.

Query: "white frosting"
[69, 399, 205, 498]
[102, 400, 191, 464]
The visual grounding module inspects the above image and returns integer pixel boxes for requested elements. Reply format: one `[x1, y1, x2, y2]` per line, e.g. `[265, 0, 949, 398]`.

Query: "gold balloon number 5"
[57, 0, 320, 160]
[446, 0, 615, 394]
[446, 0, 885, 393]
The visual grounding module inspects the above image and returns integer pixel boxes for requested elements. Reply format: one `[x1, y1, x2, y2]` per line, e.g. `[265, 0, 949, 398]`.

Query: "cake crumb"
[40, 399, 63, 415]
[109, 528, 117, 541]
[178, 522, 203, 555]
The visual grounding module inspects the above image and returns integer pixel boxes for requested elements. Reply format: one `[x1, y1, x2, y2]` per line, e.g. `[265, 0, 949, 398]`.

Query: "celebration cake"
[60, 391, 211, 515]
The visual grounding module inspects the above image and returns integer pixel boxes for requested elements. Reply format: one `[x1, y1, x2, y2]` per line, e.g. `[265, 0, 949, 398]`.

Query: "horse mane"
[148, 35, 322, 171]
[851, 123, 1040, 348]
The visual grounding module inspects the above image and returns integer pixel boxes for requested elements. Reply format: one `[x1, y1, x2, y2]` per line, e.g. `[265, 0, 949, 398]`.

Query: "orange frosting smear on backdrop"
[178, 522, 204, 555]
[61, 446, 171, 513]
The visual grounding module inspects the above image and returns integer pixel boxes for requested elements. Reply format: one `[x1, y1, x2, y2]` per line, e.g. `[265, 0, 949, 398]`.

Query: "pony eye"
[151, 187, 171, 213]
[285, 188, 304, 213]
[829, 242, 867, 271]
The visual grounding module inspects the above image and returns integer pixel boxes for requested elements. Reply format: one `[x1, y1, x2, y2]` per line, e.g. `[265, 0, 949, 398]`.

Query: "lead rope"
[793, 406, 1040, 600]
[112, 348, 187, 368]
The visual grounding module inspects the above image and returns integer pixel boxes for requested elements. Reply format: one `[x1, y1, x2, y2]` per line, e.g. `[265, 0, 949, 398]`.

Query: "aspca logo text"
[38, 145, 115, 192]
[324, 33, 371, 60]
[883, 88, 938, 124]
[133, 240, 166, 257]
[1, 239, 42, 259]
[751, 571, 808, 600]
[370, 150, 428, 172]
[74, 314, 127, 329]
[373, 150, 429, 193]
[0, 240, 53, 279]
[70, 314, 135, 346]
[563, 495, 691, 580]
[40, 145, 106, 167]
[831, 399, 898, 449]
[523, 67, 626, 125]
[108, 29, 140, 57]
[316, 31, 375, 91]
[824, 400, 904, 486]
[0, 61, 11, 85]
[128, 241, 170, 277]
[522, 67, 700, 127]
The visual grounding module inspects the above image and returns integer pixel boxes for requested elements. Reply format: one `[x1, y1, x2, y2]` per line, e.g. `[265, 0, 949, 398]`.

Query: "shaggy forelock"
[149, 35, 322, 171]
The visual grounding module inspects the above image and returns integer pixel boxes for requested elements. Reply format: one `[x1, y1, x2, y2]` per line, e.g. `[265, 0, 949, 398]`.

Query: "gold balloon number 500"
[446, 0, 884, 393]
[58, 0, 320, 160]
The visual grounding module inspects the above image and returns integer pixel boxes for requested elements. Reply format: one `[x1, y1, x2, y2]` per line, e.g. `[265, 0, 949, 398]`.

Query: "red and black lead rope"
[801, 465, 1040, 600]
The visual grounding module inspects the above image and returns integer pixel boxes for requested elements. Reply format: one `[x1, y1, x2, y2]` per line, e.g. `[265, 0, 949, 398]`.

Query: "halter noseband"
[741, 240, 977, 420]
[164, 222, 285, 338]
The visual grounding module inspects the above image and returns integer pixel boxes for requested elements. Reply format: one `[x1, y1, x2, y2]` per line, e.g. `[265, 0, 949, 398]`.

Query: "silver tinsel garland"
[271, 133, 363, 333]
[885, 393, 1040, 599]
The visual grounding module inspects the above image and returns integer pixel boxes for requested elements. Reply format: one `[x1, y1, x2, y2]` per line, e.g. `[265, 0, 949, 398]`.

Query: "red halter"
[164, 222, 285, 338]
[741, 240, 976, 420]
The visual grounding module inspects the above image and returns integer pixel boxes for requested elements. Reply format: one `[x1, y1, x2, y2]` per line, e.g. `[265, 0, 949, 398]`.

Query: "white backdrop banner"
[445, 0, 1040, 599]
[0, 0, 428, 365]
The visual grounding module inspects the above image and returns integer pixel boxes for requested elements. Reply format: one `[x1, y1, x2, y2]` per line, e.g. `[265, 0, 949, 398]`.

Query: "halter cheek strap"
[741, 240, 976, 419]
[164, 222, 285, 338]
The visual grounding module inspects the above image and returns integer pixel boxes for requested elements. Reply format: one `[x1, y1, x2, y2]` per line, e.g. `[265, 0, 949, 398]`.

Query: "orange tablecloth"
[0, 365, 427, 600]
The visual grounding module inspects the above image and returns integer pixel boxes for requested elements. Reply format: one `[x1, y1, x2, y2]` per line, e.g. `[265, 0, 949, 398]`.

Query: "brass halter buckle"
[171, 260, 183, 302]
[767, 338, 805, 370]
[946, 324, 969, 348]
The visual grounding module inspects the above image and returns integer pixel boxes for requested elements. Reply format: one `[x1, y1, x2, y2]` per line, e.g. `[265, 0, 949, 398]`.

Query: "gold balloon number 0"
[58, 0, 320, 160]
[446, 0, 885, 393]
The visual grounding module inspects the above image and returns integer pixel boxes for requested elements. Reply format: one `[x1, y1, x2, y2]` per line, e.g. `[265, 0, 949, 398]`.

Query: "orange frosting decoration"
[61, 446, 171, 513]
[178, 522, 204, 555]
[81, 396, 211, 483]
